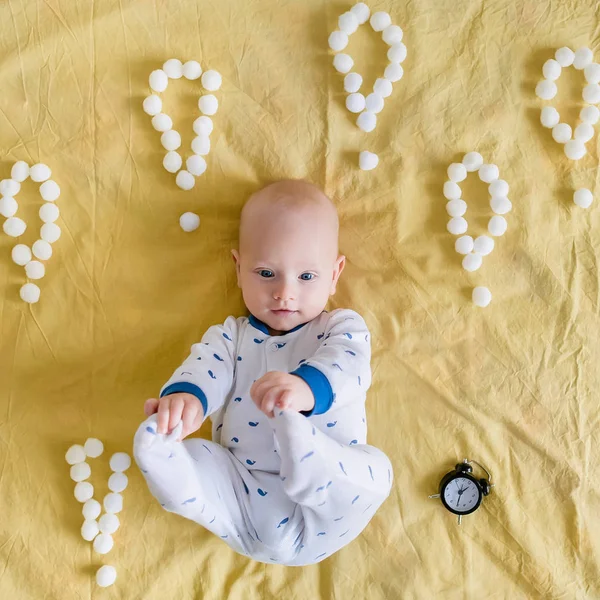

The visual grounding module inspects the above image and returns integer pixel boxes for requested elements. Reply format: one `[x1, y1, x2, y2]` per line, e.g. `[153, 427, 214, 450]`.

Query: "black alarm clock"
[429, 459, 493, 524]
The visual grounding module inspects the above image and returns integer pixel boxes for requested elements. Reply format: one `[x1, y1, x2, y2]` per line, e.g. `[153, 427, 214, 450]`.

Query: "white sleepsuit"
[133, 308, 393, 566]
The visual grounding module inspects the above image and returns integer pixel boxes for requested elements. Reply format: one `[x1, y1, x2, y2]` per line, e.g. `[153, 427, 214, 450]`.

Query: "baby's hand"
[144, 393, 204, 441]
[250, 372, 315, 418]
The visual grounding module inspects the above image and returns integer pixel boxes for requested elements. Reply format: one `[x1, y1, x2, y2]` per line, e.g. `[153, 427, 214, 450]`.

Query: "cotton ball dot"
[583, 83, 600, 104]
[93, 533, 114, 555]
[152, 113, 173, 132]
[25, 260, 45, 280]
[84, 438, 104, 458]
[346, 93, 366, 113]
[488, 215, 508, 236]
[163, 151, 183, 173]
[365, 93, 384, 113]
[580, 105, 600, 124]
[462, 151, 483, 172]
[564, 139, 587, 160]
[446, 199, 467, 217]
[0, 179, 20, 196]
[70, 462, 91, 482]
[83, 499, 102, 521]
[490, 196, 512, 215]
[333, 53, 353, 74]
[199, 94, 219, 116]
[0, 196, 18, 218]
[191, 135, 211, 155]
[574, 47, 594, 70]
[447, 163, 467, 183]
[74, 481, 94, 503]
[552, 122, 572, 143]
[81, 520, 100, 542]
[30, 163, 51, 182]
[12, 244, 32, 266]
[489, 179, 509, 197]
[540, 106, 560, 128]
[201, 70, 222, 92]
[387, 43, 407, 64]
[472, 286, 492, 308]
[186, 155, 207, 177]
[99, 513, 120, 535]
[20, 283, 40, 304]
[575, 123, 594, 142]
[478, 164, 499, 183]
[11, 161, 29, 182]
[370, 11, 391, 32]
[96, 566, 117, 588]
[373, 78, 393, 98]
[455, 235, 474, 255]
[585, 63, 600, 84]
[31, 240, 52, 262]
[535, 80, 557, 100]
[382, 25, 403, 45]
[356, 111, 377, 132]
[384, 63, 403, 82]
[542, 59, 561, 80]
[359, 151, 379, 171]
[193, 116, 214, 136]
[39, 203, 60, 223]
[447, 217, 468, 235]
[462, 253, 483, 272]
[143, 94, 162, 116]
[41, 223, 61, 243]
[109, 452, 131, 472]
[182, 60, 202, 80]
[344, 72, 363, 93]
[149, 69, 168, 92]
[108, 472, 128, 493]
[555, 47, 575, 67]
[104, 493, 123, 514]
[180, 212, 201, 232]
[176, 170, 195, 190]
[328, 30, 349, 52]
[39, 180, 60, 201]
[443, 181, 462, 200]
[65, 444, 86, 465]
[3, 217, 27, 237]
[338, 12, 359, 35]
[350, 3, 370, 24]
[473, 235, 495, 256]
[163, 58, 183, 79]
[574, 188, 593, 208]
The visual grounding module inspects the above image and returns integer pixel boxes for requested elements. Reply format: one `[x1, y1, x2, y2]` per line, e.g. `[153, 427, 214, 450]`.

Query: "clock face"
[443, 476, 481, 513]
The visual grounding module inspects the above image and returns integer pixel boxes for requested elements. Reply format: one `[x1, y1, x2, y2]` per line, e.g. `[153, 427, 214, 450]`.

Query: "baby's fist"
[250, 371, 315, 417]
[144, 393, 204, 441]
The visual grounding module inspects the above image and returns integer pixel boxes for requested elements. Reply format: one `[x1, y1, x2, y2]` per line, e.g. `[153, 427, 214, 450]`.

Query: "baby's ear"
[330, 255, 346, 295]
[231, 249, 242, 288]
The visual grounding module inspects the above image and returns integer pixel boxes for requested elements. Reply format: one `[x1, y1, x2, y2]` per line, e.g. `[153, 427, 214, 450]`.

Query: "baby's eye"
[300, 273, 315, 281]
[259, 269, 274, 278]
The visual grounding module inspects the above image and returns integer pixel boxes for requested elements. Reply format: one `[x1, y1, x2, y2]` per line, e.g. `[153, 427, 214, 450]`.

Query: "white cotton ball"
[193, 116, 214, 136]
[455, 235, 474, 255]
[359, 151, 379, 171]
[574, 47, 594, 70]
[201, 70, 222, 92]
[462, 253, 483, 272]
[575, 122, 594, 142]
[3, 217, 27, 237]
[462, 151, 483, 172]
[384, 63, 403, 82]
[0, 179, 20, 196]
[152, 113, 173, 132]
[143, 94, 162, 116]
[186, 155, 207, 177]
[12, 244, 32, 266]
[70, 462, 91, 482]
[176, 170, 195, 190]
[478, 164, 499, 183]
[11, 161, 30, 182]
[473, 235, 495, 256]
[350, 3, 370, 24]
[382, 25, 403, 45]
[373, 78, 393, 98]
[182, 60, 202, 80]
[356, 111, 377, 132]
[580, 105, 600, 124]
[104, 493, 123, 514]
[583, 83, 600, 104]
[81, 520, 100, 542]
[41, 223, 61, 243]
[20, 283, 40, 304]
[0, 196, 18, 218]
[83, 499, 102, 521]
[99, 513, 120, 535]
[338, 12, 359, 35]
[74, 481, 94, 503]
[199, 94, 219, 116]
[108, 472, 128, 493]
[84, 438, 104, 458]
[447, 163, 467, 182]
[488, 215, 508, 236]
[30, 163, 51, 182]
[328, 30, 349, 52]
[180, 211, 201, 232]
[584, 63, 600, 84]
[555, 47, 575, 67]
[574, 188, 593, 208]
[552, 122, 572, 143]
[149, 69, 168, 92]
[93, 533, 114, 555]
[65, 444, 86, 465]
[344, 72, 363, 93]
[346, 93, 366, 113]
[443, 181, 462, 200]
[535, 80, 557, 100]
[489, 179, 509, 197]
[540, 106, 560, 128]
[446, 199, 467, 217]
[39, 203, 60, 223]
[333, 53, 354, 74]
[387, 43, 407, 64]
[370, 11, 391, 32]
[160, 130, 182, 151]
[191, 135, 211, 155]
[365, 93, 384, 113]
[162, 151, 182, 173]
[96, 565, 117, 588]
[542, 59, 561, 81]
[25, 261, 45, 280]
[109, 452, 131, 472]
[163, 58, 183, 79]
[39, 180, 60, 201]
[447, 217, 468, 235]
[472, 286, 492, 307]
[490, 196, 512, 215]
[564, 139, 587, 160]
[32, 240, 52, 260]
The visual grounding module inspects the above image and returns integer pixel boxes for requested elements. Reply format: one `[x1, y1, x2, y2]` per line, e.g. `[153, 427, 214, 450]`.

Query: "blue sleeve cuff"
[160, 382, 208, 417]
[290, 365, 333, 416]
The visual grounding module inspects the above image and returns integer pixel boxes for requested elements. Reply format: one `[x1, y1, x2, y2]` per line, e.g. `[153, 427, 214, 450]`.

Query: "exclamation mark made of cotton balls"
[328, 3, 407, 171]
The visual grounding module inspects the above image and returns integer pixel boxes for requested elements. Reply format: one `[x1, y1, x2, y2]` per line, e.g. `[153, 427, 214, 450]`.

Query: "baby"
[133, 180, 393, 566]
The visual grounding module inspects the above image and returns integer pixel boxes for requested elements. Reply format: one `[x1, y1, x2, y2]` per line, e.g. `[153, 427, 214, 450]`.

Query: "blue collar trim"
[248, 314, 307, 336]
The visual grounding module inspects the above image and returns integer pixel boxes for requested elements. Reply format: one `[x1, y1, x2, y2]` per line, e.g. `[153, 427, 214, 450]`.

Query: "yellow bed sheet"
[1, 0, 600, 598]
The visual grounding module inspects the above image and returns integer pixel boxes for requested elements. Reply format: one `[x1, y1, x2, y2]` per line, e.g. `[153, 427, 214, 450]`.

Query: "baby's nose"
[273, 283, 296, 301]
